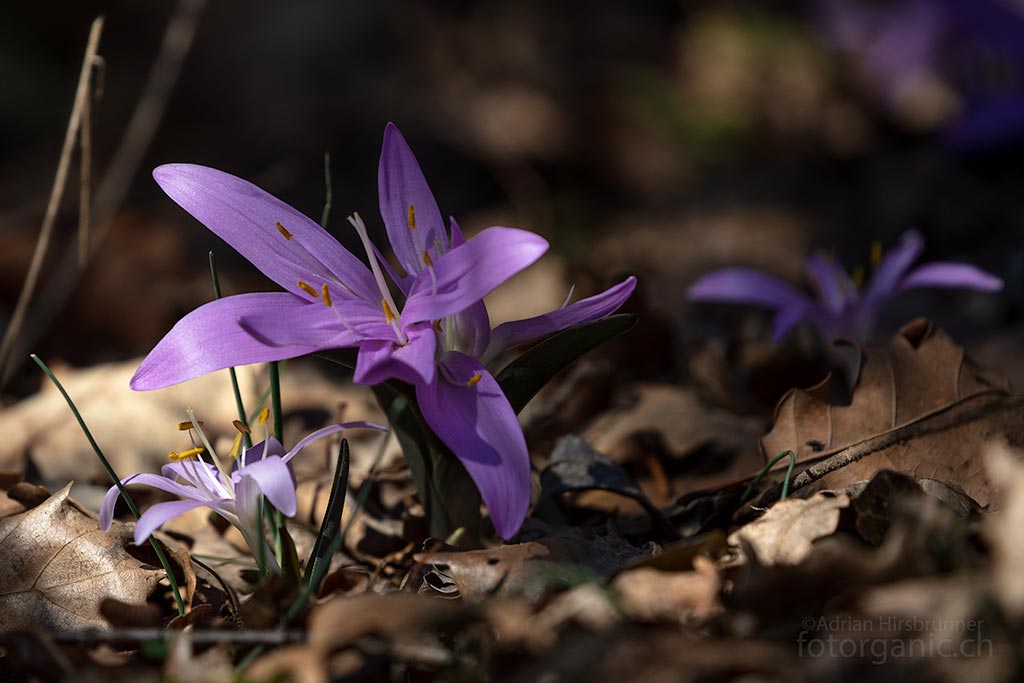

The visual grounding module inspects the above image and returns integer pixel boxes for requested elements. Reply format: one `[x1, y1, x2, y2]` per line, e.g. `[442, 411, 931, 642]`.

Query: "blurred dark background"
[3, 0, 1024, 400]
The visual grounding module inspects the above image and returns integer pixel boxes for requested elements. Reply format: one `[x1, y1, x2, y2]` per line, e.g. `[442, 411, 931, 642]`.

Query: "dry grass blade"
[0, 0, 207, 385]
[0, 17, 103, 379]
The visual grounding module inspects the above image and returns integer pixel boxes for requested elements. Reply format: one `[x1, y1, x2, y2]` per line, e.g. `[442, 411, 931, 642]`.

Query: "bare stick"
[0, 17, 103, 375]
[756, 392, 1024, 507]
[0, 0, 206, 385]
[78, 55, 96, 266]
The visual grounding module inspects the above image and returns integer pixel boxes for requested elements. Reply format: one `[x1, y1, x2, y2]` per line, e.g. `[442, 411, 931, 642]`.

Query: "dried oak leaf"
[612, 555, 722, 623]
[0, 483, 166, 630]
[761, 319, 1016, 504]
[728, 491, 849, 566]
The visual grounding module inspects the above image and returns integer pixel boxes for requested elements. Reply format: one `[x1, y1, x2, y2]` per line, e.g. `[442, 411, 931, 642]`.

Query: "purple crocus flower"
[687, 230, 1002, 341]
[130, 132, 547, 392]
[359, 127, 636, 539]
[99, 418, 383, 570]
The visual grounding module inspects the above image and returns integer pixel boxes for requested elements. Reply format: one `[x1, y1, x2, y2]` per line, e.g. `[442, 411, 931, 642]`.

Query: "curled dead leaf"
[728, 492, 849, 566]
[761, 319, 1017, 504]
[0, 484, 167, 630]
[612, 555, 722, 623]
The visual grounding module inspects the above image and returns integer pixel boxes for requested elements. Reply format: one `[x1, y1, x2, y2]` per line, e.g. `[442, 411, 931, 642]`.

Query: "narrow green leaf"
[496, 314, 637, 414]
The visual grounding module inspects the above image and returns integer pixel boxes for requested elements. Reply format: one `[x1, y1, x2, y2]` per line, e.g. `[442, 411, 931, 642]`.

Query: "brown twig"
[756, 391, 1024, 507]
[0, 0, 207, 386]
[0, 17, 104, 378]
[77, 54, 97, 267]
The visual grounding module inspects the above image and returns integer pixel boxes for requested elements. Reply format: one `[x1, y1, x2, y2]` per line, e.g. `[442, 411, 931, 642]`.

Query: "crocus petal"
[353, 323, 437, 386]
[863, 231, 924, 304]
[447, 301, 492, 359]
[687, 268, 811, 310]
[486, 276, 636, 358]
[153, 164, 379, 301]
[803, 255, 850, 312]
[134, 499, 215, 545]
[896, 262, 1004, 292]
[235, 456, 297, 517]
[402, 227, 549, 323]
[235, 437, 281, 469]
[449, 217, 465, 247]
[131, 292, 359, 390]
[100, 472, 215, 533]
[378, 123, 446, 277]
[416, 352, 531, 540]
[279, 422, 387, 464]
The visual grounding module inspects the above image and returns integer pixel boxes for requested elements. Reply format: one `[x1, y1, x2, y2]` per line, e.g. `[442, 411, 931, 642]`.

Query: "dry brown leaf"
[985, 447, 1024, 617]
[761, 319, 1017, 504]
[584, 383, 764, 463]
[728, 491, 849, 566]
[0, 483, 166, 630]
[612, 555, 721, 623]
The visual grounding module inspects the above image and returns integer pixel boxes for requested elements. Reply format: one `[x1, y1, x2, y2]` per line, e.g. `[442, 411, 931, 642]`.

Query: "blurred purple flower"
[99, 420, 383, 570]
[819, 0, 1024, 150]
[687, 231, 1002, 341]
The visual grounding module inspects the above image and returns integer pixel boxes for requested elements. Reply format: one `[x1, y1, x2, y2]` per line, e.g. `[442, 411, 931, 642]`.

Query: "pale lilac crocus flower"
[687, 230, 1002, 341]
[99, 414, 384, 570]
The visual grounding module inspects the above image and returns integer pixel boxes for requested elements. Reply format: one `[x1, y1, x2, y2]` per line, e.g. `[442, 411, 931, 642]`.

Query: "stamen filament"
[187, 408, 234, 497]
[348, 212, 408, 344]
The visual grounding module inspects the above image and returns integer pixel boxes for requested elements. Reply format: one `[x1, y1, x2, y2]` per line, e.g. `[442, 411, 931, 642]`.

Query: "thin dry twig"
[756, 392, 1024, 507]
[0, 17, 104, 378]
[1, 0, 207, 386]
[77, 54, 97, 267]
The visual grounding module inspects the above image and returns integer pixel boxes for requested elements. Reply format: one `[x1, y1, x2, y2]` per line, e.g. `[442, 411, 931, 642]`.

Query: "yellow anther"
[870, 241, 882, 268]
[382, 298, 396, 324]
[228, 432, 243, 459]
[297, 280, 319, 298]
[232, 419, 251, 435]
[422, 250, 433, 267]
[433, 320, 443, 333]
[321, 283, 333, 307]
[276, 222, 293, 240]
[169, 446, 205, 461]
[177, 420, 205, 431]
[407, 204, 416, 230]
[466, 372, 482, 388]
[258, 407, 271, 425]
[852, 264, 866, 288]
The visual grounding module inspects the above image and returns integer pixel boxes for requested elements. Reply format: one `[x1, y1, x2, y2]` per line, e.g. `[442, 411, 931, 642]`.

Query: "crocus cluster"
[687, 230, 1002, 341]
[131, 124, 635, 539]
[100, 413, 383, 570]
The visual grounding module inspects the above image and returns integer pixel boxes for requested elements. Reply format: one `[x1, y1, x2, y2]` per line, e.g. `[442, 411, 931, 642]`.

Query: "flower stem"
[30, 354, 186, 616]
[741, 450, 797, 504]
[208, 250, 251, 448]
[320, 151, 332, 229]
[268, 360, 285, 568]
